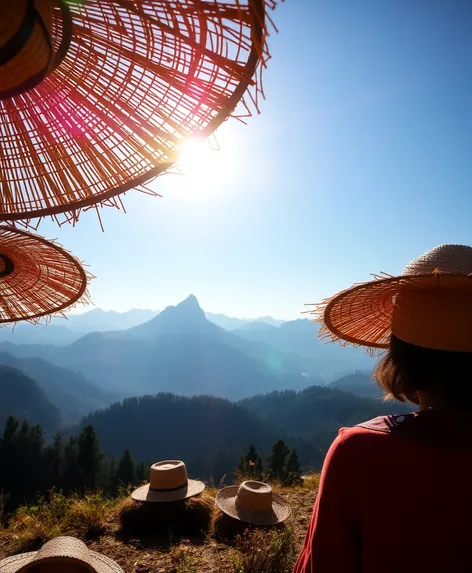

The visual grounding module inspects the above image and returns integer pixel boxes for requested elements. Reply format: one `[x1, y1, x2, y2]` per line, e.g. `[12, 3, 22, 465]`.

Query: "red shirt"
[294, 411, 472, 573]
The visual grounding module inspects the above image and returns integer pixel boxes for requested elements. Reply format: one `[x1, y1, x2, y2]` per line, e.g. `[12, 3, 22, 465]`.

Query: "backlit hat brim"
[309, 273, 472, 352]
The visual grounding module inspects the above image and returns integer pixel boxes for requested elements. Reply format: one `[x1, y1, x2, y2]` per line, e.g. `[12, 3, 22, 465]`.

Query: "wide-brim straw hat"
[308, 244, 472, 353]
[131, 460, 205, 503]
[216, 480, 291, 526]
[0, 225, 90, 324]
[0, 0, 278, 225]
[0, 536, 123, 573]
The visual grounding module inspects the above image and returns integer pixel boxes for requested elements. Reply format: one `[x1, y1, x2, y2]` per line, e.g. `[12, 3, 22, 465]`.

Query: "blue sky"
[39, 0, 472, 319]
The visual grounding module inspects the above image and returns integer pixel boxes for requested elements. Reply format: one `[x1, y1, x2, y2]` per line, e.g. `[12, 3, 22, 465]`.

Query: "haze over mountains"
[0, 295, 373, 389]
[0, 295, 403, 475]
[0, 305, 285, 346]
[0, 296, 383, 450]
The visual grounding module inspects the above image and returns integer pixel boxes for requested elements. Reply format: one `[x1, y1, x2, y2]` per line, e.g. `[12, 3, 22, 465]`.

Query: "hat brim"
[0, 550, 123, 573]
[131, 480, 205, 503]
[310, 273, 472, 350]
[0, 226, 90, 324]
[0, 1, 272, 224]
[215, 486, 291, 526]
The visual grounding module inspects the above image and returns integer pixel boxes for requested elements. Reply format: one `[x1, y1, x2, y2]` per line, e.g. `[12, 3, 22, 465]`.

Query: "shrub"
[68, 493, 114, 538]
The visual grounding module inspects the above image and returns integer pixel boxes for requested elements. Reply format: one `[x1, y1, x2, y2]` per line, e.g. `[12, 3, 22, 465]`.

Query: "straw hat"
[0, 0, 277, 225]
[131, 460, 205, 503]
[0, 225, 90, 324]
[309, 244, 472, 352]
[216, 481, 291, 525]
[0, 536, 123, 573]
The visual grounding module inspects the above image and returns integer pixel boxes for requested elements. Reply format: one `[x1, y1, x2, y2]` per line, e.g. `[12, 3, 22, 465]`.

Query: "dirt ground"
[0, 488, 317, 573]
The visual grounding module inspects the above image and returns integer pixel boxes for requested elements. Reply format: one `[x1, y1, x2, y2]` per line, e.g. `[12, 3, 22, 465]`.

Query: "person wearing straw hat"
[294, 244, 472, 573]
[119, 460, 213, 536]
[215, 480, 291, 533]
[0, 536, 123, 573]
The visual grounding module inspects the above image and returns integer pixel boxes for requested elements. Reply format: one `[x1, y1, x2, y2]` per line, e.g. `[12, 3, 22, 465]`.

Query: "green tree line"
[0, 416, 301, 518]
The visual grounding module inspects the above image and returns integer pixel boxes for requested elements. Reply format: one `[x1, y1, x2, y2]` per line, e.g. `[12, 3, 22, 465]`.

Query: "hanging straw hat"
[0, 225, 90, 324]
[131, 460, 205, 503]
[308, 244, 472, 353]
[215, 480, 291, 525]
[0, 0, 279, 225]
[0, 536, 123, 573]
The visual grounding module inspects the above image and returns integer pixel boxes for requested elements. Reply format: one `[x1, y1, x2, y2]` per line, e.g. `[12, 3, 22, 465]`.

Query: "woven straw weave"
[0, 226, 90, 324]
[0, 0, 278, 225]
[307, 244, 472, 352]
[0, 537, 123, 573]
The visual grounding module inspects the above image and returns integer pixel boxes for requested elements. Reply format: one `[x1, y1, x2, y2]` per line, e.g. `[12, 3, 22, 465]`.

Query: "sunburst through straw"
[0, 0, 281, 226]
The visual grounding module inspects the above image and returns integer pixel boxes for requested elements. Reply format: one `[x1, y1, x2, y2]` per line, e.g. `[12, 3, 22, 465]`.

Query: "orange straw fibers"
[0, 0, 280, 225]
[0, 225, 91, 324]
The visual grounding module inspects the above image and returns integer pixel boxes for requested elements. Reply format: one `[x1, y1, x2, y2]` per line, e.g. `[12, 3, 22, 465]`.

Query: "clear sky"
[38, 0, 472, 319]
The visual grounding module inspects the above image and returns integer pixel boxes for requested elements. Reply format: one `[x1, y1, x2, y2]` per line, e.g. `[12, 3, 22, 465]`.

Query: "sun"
[175, 136, 229, 195]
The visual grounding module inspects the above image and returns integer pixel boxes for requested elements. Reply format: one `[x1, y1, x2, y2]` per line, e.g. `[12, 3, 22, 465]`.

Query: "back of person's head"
[374, 334, 472, 409]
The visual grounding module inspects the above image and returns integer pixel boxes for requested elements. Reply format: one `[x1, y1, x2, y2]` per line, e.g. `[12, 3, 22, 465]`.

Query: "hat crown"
[403, 244, 472, 276]
[235, 481, 273, 512]
[17, 537, 95, 573]
[149, 460, 188, 492]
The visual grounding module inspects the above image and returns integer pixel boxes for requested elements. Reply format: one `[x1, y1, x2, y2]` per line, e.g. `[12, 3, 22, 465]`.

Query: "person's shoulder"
[338, 413, 415, 446]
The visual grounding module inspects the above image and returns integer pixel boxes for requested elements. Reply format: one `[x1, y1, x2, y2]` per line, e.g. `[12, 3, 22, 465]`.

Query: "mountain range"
[0, 365, 61, 435]
[0, 295, 373, 403]
[0, 307, 286, 347]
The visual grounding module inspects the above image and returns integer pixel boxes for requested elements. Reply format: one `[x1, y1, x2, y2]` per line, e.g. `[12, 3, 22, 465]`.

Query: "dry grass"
[0, 488, 317, 572]
[300, 473, 321, 491]
[0, 492, 115, 555]
[229, 526, 297, 573]
[118, 493, 214, 538]
[210, 508, 289, 543]
[169, 543, 199, 573]
[68, 494, 115, 539]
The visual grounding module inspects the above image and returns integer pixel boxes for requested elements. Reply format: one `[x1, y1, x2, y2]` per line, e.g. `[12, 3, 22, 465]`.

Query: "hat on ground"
[0, 0, 278, 225]
[215, 480, 291, 526]
[131, 460, 205, 503]
[0, 536, 123, 573]
[308, 244, 472, 353]
[0, 225, 90, 324]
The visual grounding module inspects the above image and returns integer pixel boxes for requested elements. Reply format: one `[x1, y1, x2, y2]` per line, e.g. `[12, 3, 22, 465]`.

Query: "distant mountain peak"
[178, 295, 201, 309]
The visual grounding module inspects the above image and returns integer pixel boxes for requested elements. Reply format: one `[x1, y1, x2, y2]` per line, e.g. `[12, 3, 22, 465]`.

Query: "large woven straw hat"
[309, 244, 472, 352]
[131, 460, 205, 503]
[0, 226, 89, 324]
[0, 536, 123, 573]
[216, 481, 291, 525]
[0, 0, 278, 225]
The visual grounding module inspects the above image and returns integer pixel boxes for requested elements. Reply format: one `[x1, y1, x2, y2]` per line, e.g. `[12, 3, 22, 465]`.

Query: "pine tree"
[237, 444, 264, 480]
[0, 416, 19, 494]
[45, 433, 63, 490]
[77, 425, 104, 492]
[62, 437, 81, 493]
[116, 449, 135, 488]
[135, 461, 147, 483]
[267, 440, 290, 483]
[285, 448, 302, 486]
